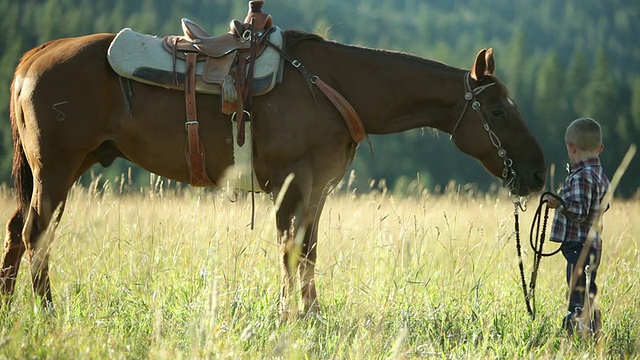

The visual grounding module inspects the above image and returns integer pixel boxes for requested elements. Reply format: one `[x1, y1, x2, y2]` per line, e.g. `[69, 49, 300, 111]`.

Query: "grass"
[0, 180, 638, 359]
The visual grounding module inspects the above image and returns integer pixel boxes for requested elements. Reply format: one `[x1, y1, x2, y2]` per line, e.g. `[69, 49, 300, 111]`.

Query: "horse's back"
[13, 33, 117, 114]
[14, 33, 115, 78]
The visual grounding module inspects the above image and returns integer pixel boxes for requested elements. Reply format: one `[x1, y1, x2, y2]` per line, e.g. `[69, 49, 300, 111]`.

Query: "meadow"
[0, 178, 638, 359]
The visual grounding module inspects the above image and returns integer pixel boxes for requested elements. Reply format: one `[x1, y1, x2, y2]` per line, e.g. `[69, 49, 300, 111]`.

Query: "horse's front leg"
[272, 170, 312, 319]
[277, 205, 322, 318]
[277, 226, 298, 319]
[297, 192, 326, 316]
[275, 199, 305, 318]
[298, 236, 318, 316]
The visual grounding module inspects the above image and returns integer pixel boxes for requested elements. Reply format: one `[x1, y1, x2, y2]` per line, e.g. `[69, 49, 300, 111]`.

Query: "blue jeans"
[561, 242, 601, 312]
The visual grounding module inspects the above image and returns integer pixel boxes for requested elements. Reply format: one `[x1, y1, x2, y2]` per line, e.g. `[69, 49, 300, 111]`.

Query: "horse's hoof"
[277, 310, 294, 325]
[302, 311, 326, 323]
[33, 300, 56, 317]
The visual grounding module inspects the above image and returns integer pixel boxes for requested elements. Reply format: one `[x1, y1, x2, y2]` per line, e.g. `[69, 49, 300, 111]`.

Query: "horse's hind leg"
[23, 164, 80, 309]
[0, 188, 61, 309]
[23, 206, 55, 308]
[1, 156, 95, 309]
[0, 210, 27, 305]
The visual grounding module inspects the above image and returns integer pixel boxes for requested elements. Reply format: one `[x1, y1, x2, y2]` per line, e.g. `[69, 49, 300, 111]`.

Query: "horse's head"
[450, 49, 546, 196]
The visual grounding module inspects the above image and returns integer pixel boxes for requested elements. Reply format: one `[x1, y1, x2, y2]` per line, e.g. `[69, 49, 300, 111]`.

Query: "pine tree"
[630, 77, 640, 134]
[534, 51, 566, 139]
[565, 46, 589, 119]
[582, 47, 618, 140]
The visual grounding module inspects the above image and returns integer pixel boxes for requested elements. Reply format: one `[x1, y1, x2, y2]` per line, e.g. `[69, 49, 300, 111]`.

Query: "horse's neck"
[315, 42, 465, 135]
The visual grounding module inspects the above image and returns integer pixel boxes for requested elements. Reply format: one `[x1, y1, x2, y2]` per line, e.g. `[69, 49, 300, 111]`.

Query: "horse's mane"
[280, 31, 513, 103]
[282, 29, 325, 52]
[281, 29, 458, 75]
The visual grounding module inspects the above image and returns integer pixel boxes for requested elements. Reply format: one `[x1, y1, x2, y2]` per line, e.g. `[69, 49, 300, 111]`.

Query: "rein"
[449, 71, 563, 318]
[451, 72, 516, 181]
[513, 192, 565, 320]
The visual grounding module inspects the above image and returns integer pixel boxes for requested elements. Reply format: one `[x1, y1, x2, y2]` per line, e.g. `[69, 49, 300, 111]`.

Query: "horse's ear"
[485, 48, 495, 75]
[471, 49, 488, 81]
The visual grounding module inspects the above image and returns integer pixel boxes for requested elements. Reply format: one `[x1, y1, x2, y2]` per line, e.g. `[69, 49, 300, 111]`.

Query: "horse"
[1, 29, 546, 317]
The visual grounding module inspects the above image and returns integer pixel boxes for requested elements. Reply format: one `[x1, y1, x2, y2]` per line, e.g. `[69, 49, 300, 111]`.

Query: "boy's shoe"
[592, 308, 602, 342]
[562, 307, 602, 341]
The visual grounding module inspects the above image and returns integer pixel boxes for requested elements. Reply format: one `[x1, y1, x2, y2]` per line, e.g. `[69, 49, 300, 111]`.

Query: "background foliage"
[0, 0, 638, 195]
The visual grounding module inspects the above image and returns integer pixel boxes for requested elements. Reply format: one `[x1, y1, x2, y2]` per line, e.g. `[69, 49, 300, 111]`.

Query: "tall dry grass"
[0, 179, 638, 359]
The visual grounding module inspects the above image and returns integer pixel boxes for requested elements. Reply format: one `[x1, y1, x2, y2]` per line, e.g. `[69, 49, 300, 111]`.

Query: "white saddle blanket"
[107, 27, 284, 95]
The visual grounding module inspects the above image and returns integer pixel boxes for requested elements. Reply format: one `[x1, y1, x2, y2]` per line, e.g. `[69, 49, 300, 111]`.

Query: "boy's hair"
[565, 118, 603, 151]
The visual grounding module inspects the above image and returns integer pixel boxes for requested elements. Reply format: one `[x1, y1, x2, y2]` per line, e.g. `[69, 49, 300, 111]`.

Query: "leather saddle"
[167, 0, 275, 186]
[177, 19, 254, 58]
[107, 1, 279, 187]
[108, 0, 364, 189]
[162, 4, 275, 113]
[108, 26, 282, 96]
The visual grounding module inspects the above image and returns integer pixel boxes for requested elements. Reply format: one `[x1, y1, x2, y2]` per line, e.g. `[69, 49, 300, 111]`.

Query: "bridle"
[450, 72, 561, 321]
[450, 72, 517, 182]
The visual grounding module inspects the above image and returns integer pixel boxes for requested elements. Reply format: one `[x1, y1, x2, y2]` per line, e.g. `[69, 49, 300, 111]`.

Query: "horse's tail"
[10, 74, 33, 216]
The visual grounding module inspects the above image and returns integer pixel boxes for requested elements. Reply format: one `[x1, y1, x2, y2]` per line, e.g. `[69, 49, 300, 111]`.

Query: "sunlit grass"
[0, 180, 638, 359]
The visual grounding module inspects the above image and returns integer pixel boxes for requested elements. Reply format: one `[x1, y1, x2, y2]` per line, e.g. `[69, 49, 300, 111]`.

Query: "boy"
[546, 118, 610, 339]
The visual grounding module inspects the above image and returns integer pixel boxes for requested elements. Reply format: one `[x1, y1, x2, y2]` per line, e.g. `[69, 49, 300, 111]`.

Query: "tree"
[534, 51, 566, 140]
[582, 47, 618, 140]
[503, 28, 527, 102]
[630, 77, 640, 134]
[565, 46, 590, 119]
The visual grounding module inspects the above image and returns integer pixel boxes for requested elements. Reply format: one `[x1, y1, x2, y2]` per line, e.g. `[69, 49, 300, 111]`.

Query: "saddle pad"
[224, 121, 261, 191]
[107, 27, 284, 95]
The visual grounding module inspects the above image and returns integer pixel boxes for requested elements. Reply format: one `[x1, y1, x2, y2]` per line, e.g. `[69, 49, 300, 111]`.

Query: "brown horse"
[1, 29, 545, 316]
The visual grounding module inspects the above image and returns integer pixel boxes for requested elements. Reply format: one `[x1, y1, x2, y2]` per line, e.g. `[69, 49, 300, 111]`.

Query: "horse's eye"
[491, 109, 505, 119]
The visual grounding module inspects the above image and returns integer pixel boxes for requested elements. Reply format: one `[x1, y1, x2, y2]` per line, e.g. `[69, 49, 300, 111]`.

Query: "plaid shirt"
[550, 157, 610, 248]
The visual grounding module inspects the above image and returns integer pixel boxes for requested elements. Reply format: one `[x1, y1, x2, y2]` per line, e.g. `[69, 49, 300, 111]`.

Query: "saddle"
[107, 27, 282, 96]
[164, 2, 273, 108]
[107, 0, 281, 188]
[164, 0, 274, 186]
[108, 0, 365, 189]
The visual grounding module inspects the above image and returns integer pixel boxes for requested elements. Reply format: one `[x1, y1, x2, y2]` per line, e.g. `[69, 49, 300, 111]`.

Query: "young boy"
[546, 117, 610, 339]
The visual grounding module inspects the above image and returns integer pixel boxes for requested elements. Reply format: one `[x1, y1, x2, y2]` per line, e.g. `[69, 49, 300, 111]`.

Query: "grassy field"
[0, 180, 638, 359]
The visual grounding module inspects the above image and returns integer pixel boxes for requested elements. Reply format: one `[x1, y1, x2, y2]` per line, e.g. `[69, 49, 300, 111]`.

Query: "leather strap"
[234, 19, 261, 147]
[235, 55, 248, 146]
[184, 52, 215, 187]
[314, 78, 366, 143]
[265, 40, 366, 144]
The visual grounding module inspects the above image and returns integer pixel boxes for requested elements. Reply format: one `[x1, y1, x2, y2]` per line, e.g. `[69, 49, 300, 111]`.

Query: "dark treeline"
[1, 0, 638, 196]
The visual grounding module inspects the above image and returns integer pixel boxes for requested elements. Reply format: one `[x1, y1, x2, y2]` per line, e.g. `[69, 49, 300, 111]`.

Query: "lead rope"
[514, 192, 565, 320]
[513, 197, 535, 319]
[530, 192, 565, 257]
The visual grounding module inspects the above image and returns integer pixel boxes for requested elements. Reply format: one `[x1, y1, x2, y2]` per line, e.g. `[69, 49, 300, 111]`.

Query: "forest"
[0, 0, 638, 196]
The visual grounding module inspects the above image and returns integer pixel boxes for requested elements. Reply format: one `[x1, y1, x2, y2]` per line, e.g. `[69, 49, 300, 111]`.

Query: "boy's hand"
[545, 195, 562, 209]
